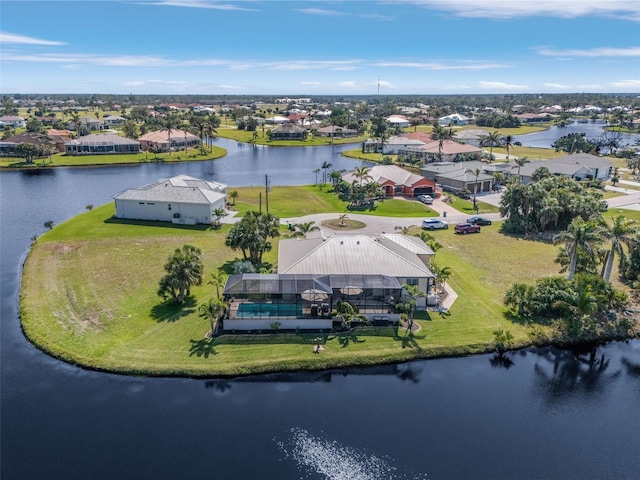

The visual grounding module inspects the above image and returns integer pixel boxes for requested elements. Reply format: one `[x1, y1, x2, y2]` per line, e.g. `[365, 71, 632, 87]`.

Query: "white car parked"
[416, 195, 434, 205]
[422, 218, 449, 230]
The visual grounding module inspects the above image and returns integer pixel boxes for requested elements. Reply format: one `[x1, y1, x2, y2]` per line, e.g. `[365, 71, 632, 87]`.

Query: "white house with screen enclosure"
[112, 174, 227, 225]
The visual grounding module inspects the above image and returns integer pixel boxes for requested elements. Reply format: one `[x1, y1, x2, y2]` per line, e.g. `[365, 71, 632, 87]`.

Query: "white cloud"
[2, 53, 174, 67]
[265, 60, 363, 71]
[296, 7, 393, 20]
[144, 1, 257, 11]
[401, 0, 640, 21]
[610, 79, 640, 88]
[373, 61, 508, 70]
[1, 52, 367, 72]
[0, 32, 66, 46]
[536, 46, 640, 57]
[296, 8, 346, 16]
[124, 79, 187, 86]
[478, 81, 528, 90]
[543, 82, 571, 89]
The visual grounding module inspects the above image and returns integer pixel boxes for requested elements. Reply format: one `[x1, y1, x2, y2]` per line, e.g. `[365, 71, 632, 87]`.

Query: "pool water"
[236, 302, 303, 318]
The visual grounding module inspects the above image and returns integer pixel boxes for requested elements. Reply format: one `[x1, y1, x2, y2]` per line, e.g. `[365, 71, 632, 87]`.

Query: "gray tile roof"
[113, 174, 227, 205]
[278, 235, 434, 278]
[66, 133, 140, 146]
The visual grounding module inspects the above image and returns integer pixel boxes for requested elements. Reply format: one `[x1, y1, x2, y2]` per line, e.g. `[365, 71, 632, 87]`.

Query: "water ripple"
[278, 427, 428, 480]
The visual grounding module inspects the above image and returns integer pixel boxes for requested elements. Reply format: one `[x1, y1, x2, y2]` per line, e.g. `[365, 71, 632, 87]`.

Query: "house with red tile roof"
[342, 165, 440, 198]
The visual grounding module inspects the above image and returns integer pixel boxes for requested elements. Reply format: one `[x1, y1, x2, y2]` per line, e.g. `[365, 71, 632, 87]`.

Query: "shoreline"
[18, 200, 639, 380]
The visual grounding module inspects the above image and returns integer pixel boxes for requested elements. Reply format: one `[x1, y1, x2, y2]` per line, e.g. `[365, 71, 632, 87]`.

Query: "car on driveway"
[467, 216, 492, 226]
[422, 218, 448, 230]
[454, 222, 481, 234]
[416, 195, 434, 205]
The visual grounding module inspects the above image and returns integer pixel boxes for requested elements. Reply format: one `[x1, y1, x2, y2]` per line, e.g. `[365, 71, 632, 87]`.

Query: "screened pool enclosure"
[222, 273, 403, 330]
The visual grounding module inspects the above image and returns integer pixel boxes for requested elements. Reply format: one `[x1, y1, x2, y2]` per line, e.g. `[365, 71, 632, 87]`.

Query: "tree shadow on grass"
[104, 216, 210, 231]
[189, 338, 218, 358]
[503, 310, 553, 327]
[337, 331, 366, 348]
[393, 329, 426, 349]
[151, 296, 196, 322]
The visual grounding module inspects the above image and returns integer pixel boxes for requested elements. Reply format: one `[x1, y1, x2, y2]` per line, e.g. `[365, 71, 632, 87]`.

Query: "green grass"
[216, 126, 367, 146]
[231, 185, 439, 218]
[0, 146, 226, 168]
[445, 196, 501, 215]
[21, 203, 564, 377]
[20, 186, 637, 377]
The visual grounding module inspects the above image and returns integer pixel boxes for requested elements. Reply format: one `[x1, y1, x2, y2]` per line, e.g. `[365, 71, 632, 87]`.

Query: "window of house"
[406, 278, 419, 286]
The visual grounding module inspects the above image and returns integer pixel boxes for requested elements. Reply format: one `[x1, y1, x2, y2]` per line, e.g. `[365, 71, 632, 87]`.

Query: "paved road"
[224, 181, 640, 235]
[282, 196, 503, 235]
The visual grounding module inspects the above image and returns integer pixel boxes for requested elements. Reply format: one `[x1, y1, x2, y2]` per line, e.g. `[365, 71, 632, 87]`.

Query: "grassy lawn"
[0, 146, 226, 168]
[230, 185, 440, 218]
[216, 126, 367, 146]
[21, 198, 563, 377]
[21, 184, 638, 377]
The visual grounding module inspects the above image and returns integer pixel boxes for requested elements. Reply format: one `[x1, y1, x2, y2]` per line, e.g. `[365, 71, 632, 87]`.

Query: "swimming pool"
[236, 302, 302, 318]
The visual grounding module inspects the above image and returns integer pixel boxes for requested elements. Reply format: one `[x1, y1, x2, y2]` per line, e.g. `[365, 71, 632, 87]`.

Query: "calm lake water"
[1, 137, 639, 480]
[515, 120, 639, 149]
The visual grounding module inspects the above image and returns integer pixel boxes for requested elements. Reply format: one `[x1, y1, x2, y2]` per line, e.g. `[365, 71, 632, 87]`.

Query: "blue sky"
[1, 0, 639, 95]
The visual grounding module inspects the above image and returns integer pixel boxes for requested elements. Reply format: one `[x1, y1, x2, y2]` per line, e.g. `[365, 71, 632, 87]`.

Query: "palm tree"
[69, 111, 81, 138]
[213, 207, 226, 226]
[504, 282, 533, 316]
[321, 161, 333, 185]
[430, 262, 452, 294]
[335, 300, 368, 327]
[161, 114, 181, 156]
[207, 271, 228, 298]
[293, 221, 320, 238]
[514, 157, 527, 181]
[329, 169, 343, 187]
[397, 283, 426, 328]
[313, 168, 321, 185]
[601, 215, 636, 282]
[189, 115, 208, 154]
[466, 168, 481, 212]
[553, 217, 605, 281]
[338, 214, 349, 226]
[553, 281, 598, 320]
[199, 298, 226, 338]
[493, 328, 514, 355]
[431, 123, 455, 159]
[203, 121, 218, 153]
[353, 166, 372, 187]
[157, 244, 203, 303]
[502, 134, 514, 159]
[228, 190, 238, 206]
[482, 130, 502, 162]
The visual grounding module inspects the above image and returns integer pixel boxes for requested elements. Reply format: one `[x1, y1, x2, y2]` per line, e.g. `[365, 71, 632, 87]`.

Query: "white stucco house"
[438, 114, 470, 126]
[386, 115, 410, 129]
[0, 116, 26, 128]
[221, 234, 437, 332]
[112, 174, 227, 225]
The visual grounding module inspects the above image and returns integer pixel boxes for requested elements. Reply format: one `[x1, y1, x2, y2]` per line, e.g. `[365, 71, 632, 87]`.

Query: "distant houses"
[506, 153, 613, 184]
[0, 116, 26, 128]
[65, 133, 141, 155]
[139, 129, 200, 152]
[112, 174, 227, 225]
[269, 123, 306, 141]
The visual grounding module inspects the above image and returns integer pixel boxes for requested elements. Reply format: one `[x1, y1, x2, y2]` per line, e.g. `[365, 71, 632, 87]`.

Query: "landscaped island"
[19, 186, 638, 377]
